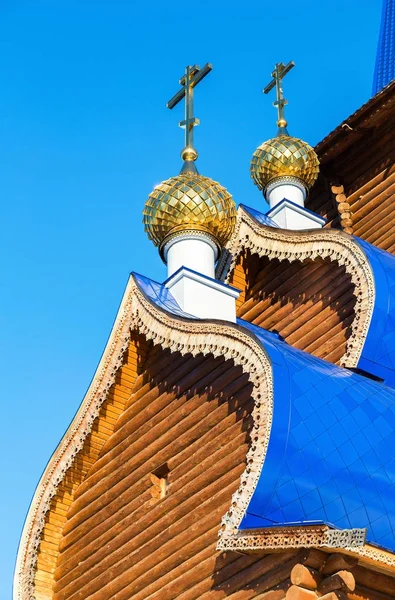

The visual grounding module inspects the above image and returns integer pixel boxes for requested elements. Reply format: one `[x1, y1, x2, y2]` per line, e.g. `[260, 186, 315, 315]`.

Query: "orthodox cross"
[167, 63, 212, 151]
[263, 61, 295, 128]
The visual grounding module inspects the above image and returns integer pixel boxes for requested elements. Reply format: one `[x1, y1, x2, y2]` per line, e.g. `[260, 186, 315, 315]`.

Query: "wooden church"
[14, 2, 395, 599]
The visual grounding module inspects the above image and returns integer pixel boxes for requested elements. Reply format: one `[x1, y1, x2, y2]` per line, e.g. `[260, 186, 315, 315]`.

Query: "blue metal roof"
[238, 319, 395, 552]
[133, 273, 196, 319]
[240, 203, 279, 228]
[133, 271, 395, 553]
[373, 0, 395, 95]
[355, 238, 395, 388]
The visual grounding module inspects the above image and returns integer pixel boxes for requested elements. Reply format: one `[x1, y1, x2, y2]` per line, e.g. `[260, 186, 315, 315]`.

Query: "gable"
[52, 346, 259, 599]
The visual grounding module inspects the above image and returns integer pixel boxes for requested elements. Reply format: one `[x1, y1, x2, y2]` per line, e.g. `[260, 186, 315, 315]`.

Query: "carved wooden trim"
[14, 275, 274, 600]
[217, 205, 375, 368]
[218, 528, 395, 569]
[218, 526, 366, 553]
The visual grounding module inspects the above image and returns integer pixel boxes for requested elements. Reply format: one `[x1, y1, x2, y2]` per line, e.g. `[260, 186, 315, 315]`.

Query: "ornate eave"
[218, 527, 395, 572]
[218, 524, 367, 553]
[217, 204, 375, 368]
[15, 273, 276, 600]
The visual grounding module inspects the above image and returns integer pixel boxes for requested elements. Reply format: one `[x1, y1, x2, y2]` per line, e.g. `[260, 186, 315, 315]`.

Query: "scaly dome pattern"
[250, 134, 320, 192]
[143, 171, 237, 249]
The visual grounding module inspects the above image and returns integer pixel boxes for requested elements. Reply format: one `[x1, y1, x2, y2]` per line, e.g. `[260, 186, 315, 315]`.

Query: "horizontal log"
[349, 584, 395, 600]
[348, 167, 395, 209]
[351, 566, 395, 596]
[291, 564, 322, 589]
[286, 585, 318, 600]
[318, 570, 356, 594]
[55, 352, 252, 596]
[239, 260, 310, 318]
[60, 380, 243, 548]
[253, 580, 291, 600]
[271, 268, 351, 334]
[323, 553, 358, 575]
[64, 369, 241, 534]
[252, 262, 348, 331]
[114, 351, 202, 430]
[345, 144, 395, 197]
[120, 536, 226, 600]
[242, 260, 323, 320]
[353, 182, 395, 233]
[303, 312, 354, 357]
[84, 532, 220, 600]
[342, 152, 393, 200]
[319, 593, 347, 600]
[361, 212, 395, 249]
[266, 273, 352, 339]
[287, 299, 354, 355]
[187, 551, 302, 600]
[335, 126, 393, 182]
[304, 549, 327, 570]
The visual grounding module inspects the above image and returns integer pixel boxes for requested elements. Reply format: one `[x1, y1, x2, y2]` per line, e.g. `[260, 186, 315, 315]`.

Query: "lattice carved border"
[14, 275, 274, 600]
[216, 205, 375, 368]
[218, 527, 395, 568]
[218, 525, 367, 553]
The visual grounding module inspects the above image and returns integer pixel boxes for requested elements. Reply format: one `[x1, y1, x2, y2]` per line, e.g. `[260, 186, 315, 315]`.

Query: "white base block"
[164, 236, 217, 278]
[165, 267, 239, 323]
[267, 183, 306, 208]
[266, 199, 326, 230]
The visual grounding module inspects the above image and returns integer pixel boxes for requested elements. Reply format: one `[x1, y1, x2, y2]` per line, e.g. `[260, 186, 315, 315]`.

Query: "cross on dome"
[263, 60, 294, 133]
[166, 63, 212, 162]
[250, 60, 319, 204]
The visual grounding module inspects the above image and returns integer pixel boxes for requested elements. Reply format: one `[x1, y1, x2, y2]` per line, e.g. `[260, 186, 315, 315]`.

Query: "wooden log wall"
[348, 162, 395, 252]
[283, 551, 395, 600]
[308, 109, 395, 253]
[53, 344, 295, 600]
[230, 251, 356, 365]
[306, 174, 339, 229]
[33, 332, 151, 600]
[39, 338, 394, 599]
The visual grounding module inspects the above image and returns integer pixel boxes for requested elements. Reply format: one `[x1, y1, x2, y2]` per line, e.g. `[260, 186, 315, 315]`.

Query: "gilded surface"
[250, 134, 320, 191]
[143, 172, 237, 247]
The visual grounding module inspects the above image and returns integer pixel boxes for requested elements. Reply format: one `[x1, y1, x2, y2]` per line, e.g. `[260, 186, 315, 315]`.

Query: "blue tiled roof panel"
[132, 272, 196, 319]
[238, 319, 395, 551]
[355, 238, 395, 388]
[134, 273, 395, 552]
[240, 204, 279, 228]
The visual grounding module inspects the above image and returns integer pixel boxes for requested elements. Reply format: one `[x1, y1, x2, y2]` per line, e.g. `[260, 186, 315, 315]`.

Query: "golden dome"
[143, 169, 237, 251]
[250, 134, 319, 192]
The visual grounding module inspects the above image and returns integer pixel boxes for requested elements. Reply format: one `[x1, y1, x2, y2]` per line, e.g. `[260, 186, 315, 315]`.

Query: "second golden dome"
[250, 134, 319, 192]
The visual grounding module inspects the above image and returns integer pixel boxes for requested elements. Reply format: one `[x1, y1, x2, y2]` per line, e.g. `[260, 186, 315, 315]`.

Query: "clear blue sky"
[0, 1, 383, 597]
